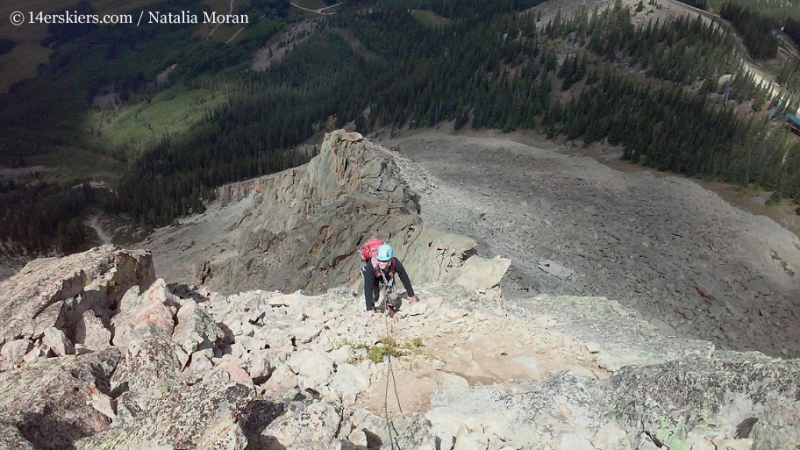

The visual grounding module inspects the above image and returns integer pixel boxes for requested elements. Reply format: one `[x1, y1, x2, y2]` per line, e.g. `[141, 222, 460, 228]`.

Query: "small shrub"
[349, 336, 424, 364]
[765, 190, 782, 206]
[367, 336, 399, 364]
[406, 337, 424, 349]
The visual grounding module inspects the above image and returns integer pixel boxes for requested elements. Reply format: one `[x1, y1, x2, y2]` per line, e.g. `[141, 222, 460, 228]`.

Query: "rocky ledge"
[0, 246, 797, 450]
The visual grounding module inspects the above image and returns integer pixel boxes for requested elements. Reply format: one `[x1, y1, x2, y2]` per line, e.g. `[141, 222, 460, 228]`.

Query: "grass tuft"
[349, 336, 425, 364]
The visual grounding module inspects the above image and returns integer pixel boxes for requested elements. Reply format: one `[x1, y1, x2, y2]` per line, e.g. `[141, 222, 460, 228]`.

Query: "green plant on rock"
[406, 337, 424, 350]
[368, 336, 400, 364]
[349, 336, 425, 364]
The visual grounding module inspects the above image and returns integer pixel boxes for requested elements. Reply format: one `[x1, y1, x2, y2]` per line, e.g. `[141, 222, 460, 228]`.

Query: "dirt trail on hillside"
[86, 214, 113, 245]
[373, 128, 800, 358]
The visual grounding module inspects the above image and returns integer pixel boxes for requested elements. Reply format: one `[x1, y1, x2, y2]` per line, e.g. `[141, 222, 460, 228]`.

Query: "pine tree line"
[109, 32, 367, 227]
[783, 17, 800, 48]
[0, 179, 93, 255]
[0, 0, 296, 253]
[719, 1, 779, 60]
[3, 0, 799, 256]
[335, 1, 800, 200]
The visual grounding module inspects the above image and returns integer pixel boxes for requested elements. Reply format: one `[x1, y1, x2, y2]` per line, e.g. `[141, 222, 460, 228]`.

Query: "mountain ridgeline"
[1, 0, 799, 257]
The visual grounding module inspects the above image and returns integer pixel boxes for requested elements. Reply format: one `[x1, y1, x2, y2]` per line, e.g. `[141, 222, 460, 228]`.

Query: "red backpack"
[360, 238, 396, 278]
[360, 238, 385, 261]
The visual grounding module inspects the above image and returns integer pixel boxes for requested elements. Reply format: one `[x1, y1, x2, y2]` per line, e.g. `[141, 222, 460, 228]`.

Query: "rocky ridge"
[0, 247, 798, 449]
[142, 130, 499, 299]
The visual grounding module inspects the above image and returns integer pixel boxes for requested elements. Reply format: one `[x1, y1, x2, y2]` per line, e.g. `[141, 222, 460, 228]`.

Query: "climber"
[362, 243, 417, 319]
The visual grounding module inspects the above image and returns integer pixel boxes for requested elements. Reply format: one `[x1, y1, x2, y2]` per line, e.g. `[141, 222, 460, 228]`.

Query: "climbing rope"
[381, 283, 403, 450]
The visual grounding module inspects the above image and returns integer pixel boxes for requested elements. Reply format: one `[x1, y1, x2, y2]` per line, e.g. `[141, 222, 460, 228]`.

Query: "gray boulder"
[605, 351, 800, 449]
[391, 414, 441, 450]
[0, 348, 121, 450]
[254, 400, 342, 450]
[111, 279, 177, 348]
[74, 309, 112, 351]
[0, 246, 153, 368]
[0, 423, 36, 450]
[76, 361, 255, 450]
[110, 336, 183, 408]
[172, 300, 224, 355]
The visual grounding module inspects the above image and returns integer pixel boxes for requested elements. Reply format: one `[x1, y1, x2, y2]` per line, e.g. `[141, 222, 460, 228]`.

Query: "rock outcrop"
[0, 248, 798, 449]
[0, 246, 153, 370]
[607, 352, 800, 449]
[143, 130, 507, 298]
[0, 348, 121, 450]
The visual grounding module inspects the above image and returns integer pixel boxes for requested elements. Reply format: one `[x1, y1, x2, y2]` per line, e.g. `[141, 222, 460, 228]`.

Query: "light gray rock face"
[111, 279, 176, 348]
[0, 348, 121, 450]
[419, 352, 800, 450]
[427, 372, 602, 447]
[43, 326, 74, 356]
[605, 352, 800, 450]
[0, 246, 153, 369]
[1, 339, 31, 365]
[558, 433, 595, 450]
[172, 300, 224, 355]
[246, 350, 272, 384]
[509, 294, 715, 371]
[387, 132, 800, 359]
[329, 363, 371, 406]
[287, 349, 335, 390]
[75, 364, 255, 450]
[262, 364, 298, 396]
[591, 422, 630, 450]
[254, 400, 342, 450]
[110, 336, 183, 409]
[0, 423, 36, 450]
[75, 310, 112, 350]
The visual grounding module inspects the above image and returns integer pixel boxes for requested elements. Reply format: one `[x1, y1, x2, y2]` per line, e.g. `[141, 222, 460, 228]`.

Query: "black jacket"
[363, 257, 415, 311]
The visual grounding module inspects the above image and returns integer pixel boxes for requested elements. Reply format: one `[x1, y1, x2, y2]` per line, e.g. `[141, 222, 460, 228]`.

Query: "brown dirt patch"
[355, 306, 608, 416]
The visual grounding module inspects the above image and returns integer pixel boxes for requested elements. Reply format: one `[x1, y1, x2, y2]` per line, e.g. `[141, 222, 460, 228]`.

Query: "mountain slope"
[379, 127, 800, 359]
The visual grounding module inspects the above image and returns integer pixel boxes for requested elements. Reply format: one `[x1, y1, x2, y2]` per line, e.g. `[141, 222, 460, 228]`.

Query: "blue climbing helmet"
[376, 244, 393, 261]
